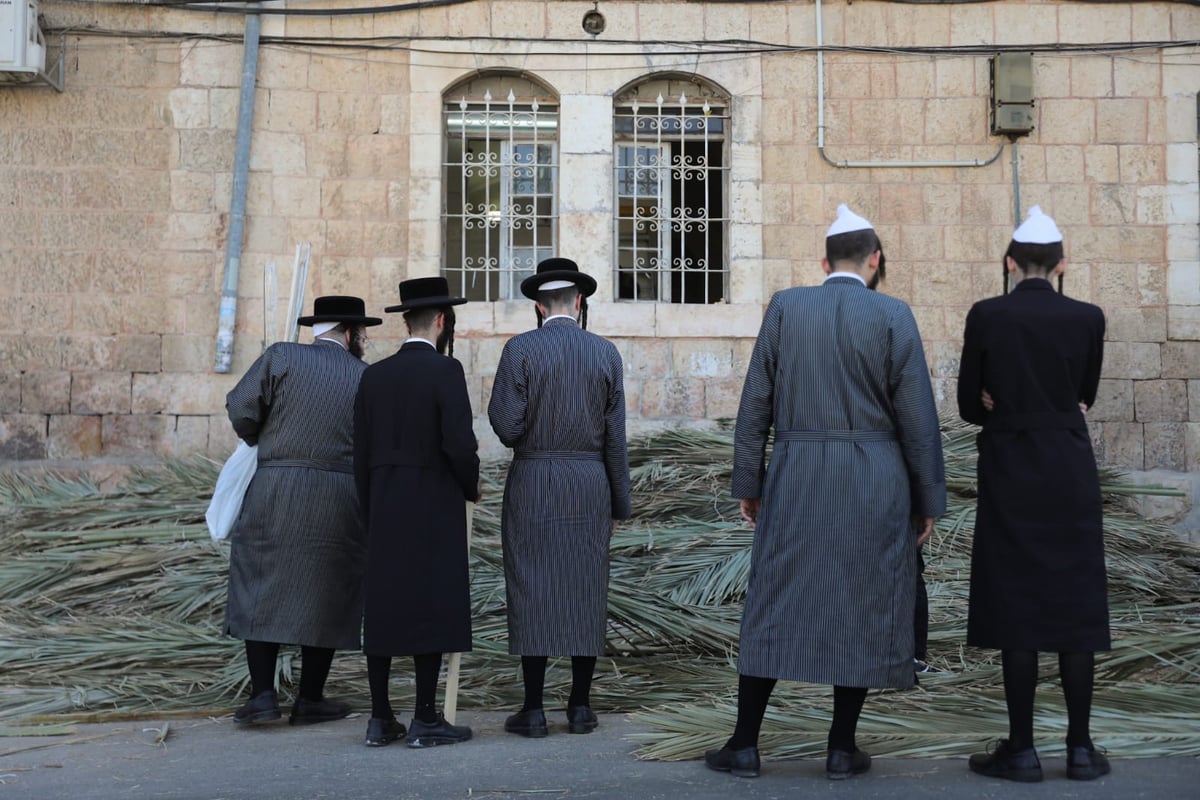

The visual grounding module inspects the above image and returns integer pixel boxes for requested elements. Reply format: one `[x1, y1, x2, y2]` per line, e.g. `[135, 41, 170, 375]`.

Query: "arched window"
[443, 74, 559, 301]
[614, 75, 730, 304]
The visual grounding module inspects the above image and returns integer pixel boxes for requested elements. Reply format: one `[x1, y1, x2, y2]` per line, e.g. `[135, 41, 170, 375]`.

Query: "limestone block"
[264, 89, 316, 133]
[1106, 306, 1167, 343]
[1143, 422, 1187, 470]
[0, 414, 46, 460]
[925, 98, 987, 145]
[454, 301, 494, 339]
[995, 2, 1057, 45]
[1090, 379, 1134, 422]
[1161, 342, 1200, 380]
[559, 95, 612, 155]
[170, 171, 215, 214]
[174, 415, 210, 456]
[325, 220, 364, 257]
[209, 88, 239, 130]
[167, 88, 209, 129]
[1189, 423, 1200, 472]
[933, 377, 958, 414]
[1037, 99, 1095, 145]
[472, 336, 508, 378]
[176, 129, 236, 172]
[638, 2, 704, 41]
[248, 132, 306, 176]
[21, 371, 70, 414]
[162, 335, 211, 373]
[179, 41, 240, 88]
[582, 303, 652, 339]
[1119, 145, 1164, 184]
[929, 341, 961, 379]
[348, 134, 407, 180]
[132, 373, 227, 415]
[1096, 421, 1144, 469]
[1167, 305, 1200, 341]
[18, 250, 92, 295]
[101, 414, 174, 457]
[1092, 262, 1139, 307]
[1192, 381, 1200, 421]
[671, 340, 734, 379]
[914, 264, 976, 309]
[208, 417, 240, 459]
[1167, 262, 1200, 306]
[613, 337, 669, 383]
[0, 372, 18, 413]
[308, 52, 370, 94]
[47, 414, 102, 459]
[641, 377, 705, 419]
[705, 376, 745, 420]
[320, 180, 390, 219]
[317, 93, 381, 134]
[1131, 5, 1173, 41]
[656, 303, 762, 338]
[72, 372, 132, 415]
[1137, 262, 1166, 306]
[257, 48, 310, 90]
[910, 306, 947, 342]
[1084, 146, 1120, 183]
[1134, 379, 1188, 422]
[749, 2, 789, 44]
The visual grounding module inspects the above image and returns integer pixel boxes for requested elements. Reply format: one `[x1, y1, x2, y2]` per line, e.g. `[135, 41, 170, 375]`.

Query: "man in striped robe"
[706, 206, 946, 780]
[224, 295, 381, 727]
[488, 258, 632, 739]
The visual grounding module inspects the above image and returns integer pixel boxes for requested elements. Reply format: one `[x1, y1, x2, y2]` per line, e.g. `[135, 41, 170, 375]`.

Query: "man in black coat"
[353, 277, 480, 748]
[958, 206, 1110, 783]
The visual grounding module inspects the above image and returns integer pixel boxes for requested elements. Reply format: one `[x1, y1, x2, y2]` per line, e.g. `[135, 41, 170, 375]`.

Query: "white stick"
[262, 261, 277, 351]
[442, 500, 474, 725]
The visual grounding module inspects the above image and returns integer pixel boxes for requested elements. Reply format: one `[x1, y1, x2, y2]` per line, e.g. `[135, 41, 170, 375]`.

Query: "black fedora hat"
[520, 257, 598, 301]
[296, 295, 383, 327]
[384, 277, 468, 314]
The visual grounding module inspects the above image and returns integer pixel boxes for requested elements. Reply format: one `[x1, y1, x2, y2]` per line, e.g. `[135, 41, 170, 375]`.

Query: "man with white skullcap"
[224, 296, 381, 727]
[959, 206, 1110, 782]
[707, 205, 945, 781]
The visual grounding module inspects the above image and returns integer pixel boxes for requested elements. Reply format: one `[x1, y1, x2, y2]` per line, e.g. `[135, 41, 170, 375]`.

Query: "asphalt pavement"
[1, 711, 1197, 800]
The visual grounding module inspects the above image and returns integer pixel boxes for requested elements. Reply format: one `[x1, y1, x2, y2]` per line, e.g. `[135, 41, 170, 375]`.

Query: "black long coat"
[353, 341, 479, 657]
[958, 278, 1110, 652]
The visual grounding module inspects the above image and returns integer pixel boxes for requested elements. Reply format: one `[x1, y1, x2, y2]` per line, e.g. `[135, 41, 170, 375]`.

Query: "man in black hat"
[488, 257, 631, 738]
[224, 295, 381, 727]
[353, 277, 480, 748]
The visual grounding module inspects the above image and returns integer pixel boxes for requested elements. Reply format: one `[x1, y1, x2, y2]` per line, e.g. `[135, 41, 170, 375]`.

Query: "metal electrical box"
[991, 53, 1035, 136]
[0, 0, 62, 90]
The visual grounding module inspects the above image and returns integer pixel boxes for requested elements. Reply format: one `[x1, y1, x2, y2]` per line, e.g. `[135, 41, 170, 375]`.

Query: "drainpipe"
[214, 9, 262, 373]
[815, 0, 1003, 169]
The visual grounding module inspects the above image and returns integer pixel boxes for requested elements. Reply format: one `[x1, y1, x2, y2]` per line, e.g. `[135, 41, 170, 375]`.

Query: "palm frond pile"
[1, 419, 1198, 761]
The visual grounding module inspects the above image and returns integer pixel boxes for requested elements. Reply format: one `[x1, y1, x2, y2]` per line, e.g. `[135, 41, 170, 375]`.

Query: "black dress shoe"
[704, 745, 760, 778]
[826, 748, 871, 780]
[233, 690, 281, 725]
[1067, 745, 1111, 780]
[505, 709, 549, 738]
[968, 739, 1044, 782]
[289, 696, 351, 726]
[365, 716, 406, 747]
[566, 705, 598, 734]
[406, 714, 472, 748]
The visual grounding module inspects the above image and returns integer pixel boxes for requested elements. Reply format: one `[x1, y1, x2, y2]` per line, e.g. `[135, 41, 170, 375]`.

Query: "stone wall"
[1, 0, 1197, 531]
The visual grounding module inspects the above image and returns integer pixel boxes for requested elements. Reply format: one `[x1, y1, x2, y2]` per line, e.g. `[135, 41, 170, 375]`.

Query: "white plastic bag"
[206, 441, 258, 541]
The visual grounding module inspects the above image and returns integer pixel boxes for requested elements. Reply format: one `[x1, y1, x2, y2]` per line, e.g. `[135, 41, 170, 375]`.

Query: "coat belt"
[985, 410, 1086, 432]
[514, 450, 603, 461]
[774, 429, 896, 442]
[258, 458, 353, 474]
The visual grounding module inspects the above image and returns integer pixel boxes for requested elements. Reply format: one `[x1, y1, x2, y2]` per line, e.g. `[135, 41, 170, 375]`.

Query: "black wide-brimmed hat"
[384, 277, 468, 314]
[296, 295, 383, 327]
[520, 257, 597, 301]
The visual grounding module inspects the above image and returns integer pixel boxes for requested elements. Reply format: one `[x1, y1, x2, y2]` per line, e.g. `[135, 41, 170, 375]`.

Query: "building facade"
[1, 0, 1198, 532]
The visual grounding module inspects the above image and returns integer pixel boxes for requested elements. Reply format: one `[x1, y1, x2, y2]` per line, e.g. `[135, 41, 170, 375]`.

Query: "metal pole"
[214, 10, 262, 373]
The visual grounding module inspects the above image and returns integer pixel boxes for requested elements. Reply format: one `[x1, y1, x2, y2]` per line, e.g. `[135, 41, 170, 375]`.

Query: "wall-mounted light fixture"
[582, 4, 606, 36]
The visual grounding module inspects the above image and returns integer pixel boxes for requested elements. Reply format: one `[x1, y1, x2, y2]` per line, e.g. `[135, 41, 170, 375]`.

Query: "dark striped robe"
[732, 276, 945, 688]
[488, 317, 632, 656]
[224, 340, 368, 650]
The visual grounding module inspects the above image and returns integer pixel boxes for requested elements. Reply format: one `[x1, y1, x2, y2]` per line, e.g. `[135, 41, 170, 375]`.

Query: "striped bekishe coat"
[731, 277, 946, 689]
[488, 317, 632, 657]
[223, 340, 368, 651]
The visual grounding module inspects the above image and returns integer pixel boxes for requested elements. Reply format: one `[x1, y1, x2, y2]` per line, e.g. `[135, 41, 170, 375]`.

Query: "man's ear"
[1051, 259, 1067, 278]
[820, 258, 833, 275]
[1005, 255, 1019, 274]
[574, 293, 583, 311]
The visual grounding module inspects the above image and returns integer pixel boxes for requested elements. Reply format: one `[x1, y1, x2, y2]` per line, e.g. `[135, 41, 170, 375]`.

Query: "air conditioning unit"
[0, 0, 63, 91]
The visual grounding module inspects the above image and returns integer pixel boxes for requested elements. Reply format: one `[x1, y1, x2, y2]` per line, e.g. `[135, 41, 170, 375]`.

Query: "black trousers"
[914, 550, 929, 661]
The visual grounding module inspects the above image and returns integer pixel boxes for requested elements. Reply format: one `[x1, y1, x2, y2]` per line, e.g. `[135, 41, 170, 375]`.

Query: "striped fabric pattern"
[223, 340, 369, 650]
[488, 317, 632, 656]
[732, 277, 946, 689]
